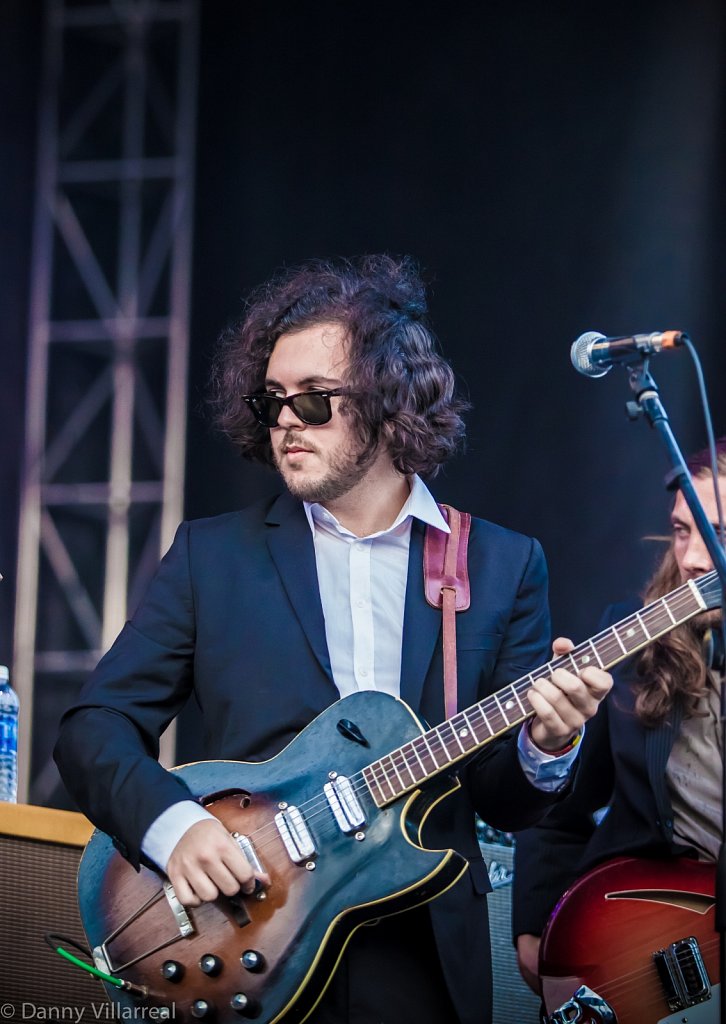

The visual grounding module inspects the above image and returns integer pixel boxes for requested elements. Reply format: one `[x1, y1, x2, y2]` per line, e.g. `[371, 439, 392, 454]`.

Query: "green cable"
[54, 945, 124, 987]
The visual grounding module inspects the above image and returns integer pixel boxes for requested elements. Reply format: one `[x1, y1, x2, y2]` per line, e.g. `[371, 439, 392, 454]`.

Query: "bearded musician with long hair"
[513, 438, 726, 994]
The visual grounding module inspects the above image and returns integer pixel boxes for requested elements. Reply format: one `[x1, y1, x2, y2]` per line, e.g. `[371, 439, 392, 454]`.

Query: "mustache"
[279, 432, 318, 454]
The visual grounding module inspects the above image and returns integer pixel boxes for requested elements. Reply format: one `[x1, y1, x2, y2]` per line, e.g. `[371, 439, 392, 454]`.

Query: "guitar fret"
[376, 758, 398, 800]
[416, 736, 439, 775]
[446, 720, 467, 755]
[491, 693, 509, 729]
[387, 754, 407, 793]
[404, 746, 422, 785]
[391, 749, 413, 786]
[410, 738, 428, 776]
[635, 610, 650, 639]
[620, 616, 647, 650]
[447, 725, 461, 753]
[572, 646, 593, 670]
[588, 639, 604, 668]
[421, 733, 442, 769]
[452, 716, 475, 752]
[593, 635, 620, 665]
[612, 628, 628, 655]
[663, 598, 678, 625]
[428, 729, 449, 765]
[460, 709, 482, 746]
[499, 686, 523, 722]
[472, 704, 496, 737]
[513, 682, 531, 714]
[510, 686, 527, 718]
[644, 601, 673, 633]
[361, 572, 718, 807]
[363, 763, 386, 805]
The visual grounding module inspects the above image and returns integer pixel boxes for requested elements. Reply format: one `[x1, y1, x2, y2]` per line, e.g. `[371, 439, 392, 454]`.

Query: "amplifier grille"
[481, 837, 542, 1024]
[0, 834, 103, 1008]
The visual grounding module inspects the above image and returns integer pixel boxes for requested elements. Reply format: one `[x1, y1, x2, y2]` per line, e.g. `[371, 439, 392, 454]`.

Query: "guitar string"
[213, 583, 708, 859]
[578, 933, 720, 1005]
[200, 580, 711, 864]
[572, 932, 719, 994]
[170, 802, 723, 1020]
[122, 575, 720, 953]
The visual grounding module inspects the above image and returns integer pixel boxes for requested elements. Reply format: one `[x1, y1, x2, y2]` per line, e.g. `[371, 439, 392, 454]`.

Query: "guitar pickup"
[232, 831, 265, 875]
[324, 775, 365, 833]
[275, 805, 316, 863]
[653, 935, 711, 1011]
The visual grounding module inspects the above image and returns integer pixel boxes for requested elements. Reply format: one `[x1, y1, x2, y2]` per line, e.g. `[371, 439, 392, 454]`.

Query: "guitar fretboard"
[362, 574, 716, 807]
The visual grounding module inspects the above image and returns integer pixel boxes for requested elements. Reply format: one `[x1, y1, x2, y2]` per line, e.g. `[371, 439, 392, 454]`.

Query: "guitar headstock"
[695, 570, 723, 611]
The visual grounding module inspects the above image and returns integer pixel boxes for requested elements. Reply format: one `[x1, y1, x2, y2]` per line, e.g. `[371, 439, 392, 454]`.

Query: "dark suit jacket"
[55, 491, 562, 1024]
[512, 598, 696, 941]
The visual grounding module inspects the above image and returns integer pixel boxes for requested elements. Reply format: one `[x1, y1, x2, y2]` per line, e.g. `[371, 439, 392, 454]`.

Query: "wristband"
[526, 719, 581, 756]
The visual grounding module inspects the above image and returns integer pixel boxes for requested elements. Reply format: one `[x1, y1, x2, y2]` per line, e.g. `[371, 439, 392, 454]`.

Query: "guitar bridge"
[653, 935, 711, 1011]
[163, 879, 194, 937]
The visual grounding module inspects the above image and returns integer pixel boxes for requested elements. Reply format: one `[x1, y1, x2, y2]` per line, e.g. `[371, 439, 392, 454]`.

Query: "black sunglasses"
[243, 388, 347, 427]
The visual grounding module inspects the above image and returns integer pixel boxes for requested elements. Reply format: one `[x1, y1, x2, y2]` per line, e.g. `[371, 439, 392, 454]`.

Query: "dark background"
[1, 0, 725, 735]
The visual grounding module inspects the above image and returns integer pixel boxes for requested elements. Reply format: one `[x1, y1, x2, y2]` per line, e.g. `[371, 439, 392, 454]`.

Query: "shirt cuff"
[141, 800, 215, 871]
[517, 722, 584, 792]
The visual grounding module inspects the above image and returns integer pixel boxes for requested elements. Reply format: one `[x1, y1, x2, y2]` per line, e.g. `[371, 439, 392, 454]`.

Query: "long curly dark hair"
[208, 255, 468, 477]
[635, 438, 726, 725]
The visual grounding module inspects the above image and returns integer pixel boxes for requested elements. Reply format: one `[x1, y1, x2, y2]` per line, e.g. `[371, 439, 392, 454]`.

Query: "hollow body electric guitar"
[539, 857, 719, 1024]
[78, 570, 721, 1023]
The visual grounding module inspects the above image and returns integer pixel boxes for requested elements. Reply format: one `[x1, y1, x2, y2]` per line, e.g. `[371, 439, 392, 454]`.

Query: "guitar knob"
[191, 1000, 215, 1019]
[240, 949, 265, 972]
[160, 959, 185, 982]
[199, 953, 223, 976]
[230, 993, 259, 1017]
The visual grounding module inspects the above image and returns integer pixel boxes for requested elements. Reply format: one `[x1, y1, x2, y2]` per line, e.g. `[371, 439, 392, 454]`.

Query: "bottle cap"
[0, 666, 8, 682]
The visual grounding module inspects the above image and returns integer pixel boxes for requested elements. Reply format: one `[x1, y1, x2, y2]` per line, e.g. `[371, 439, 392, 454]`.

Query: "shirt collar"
[303, 474, 450, 539]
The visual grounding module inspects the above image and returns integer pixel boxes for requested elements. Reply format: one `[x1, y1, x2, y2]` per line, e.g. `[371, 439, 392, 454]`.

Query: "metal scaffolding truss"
[14, 0, 199, 805]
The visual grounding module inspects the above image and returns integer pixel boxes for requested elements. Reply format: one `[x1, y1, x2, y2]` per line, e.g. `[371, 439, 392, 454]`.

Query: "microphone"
[570, 330, 688, 378]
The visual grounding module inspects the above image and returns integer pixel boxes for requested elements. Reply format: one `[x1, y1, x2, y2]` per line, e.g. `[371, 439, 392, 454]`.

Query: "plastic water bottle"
[0, 665, 19, 803]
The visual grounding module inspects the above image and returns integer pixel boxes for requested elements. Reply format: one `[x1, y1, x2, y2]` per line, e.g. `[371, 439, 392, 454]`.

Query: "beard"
[272, 432, 373, 504]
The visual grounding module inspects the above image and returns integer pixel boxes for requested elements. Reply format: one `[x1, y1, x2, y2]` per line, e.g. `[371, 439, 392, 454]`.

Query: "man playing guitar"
[514, 438, 726, 1023]
[55, 255, 611, 1024]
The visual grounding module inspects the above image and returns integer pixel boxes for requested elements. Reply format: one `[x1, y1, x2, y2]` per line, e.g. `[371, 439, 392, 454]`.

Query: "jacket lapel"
[265, 492, 335, 685]
[399, 520, 443, 714]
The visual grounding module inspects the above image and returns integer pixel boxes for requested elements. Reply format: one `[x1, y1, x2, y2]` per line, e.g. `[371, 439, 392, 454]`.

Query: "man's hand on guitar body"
[166, 818, 270, 908]
[527, 636, 612, 752]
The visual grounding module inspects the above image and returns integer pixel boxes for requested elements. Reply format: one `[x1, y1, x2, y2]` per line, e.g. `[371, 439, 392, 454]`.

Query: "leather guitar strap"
[423, 504, 472, 720]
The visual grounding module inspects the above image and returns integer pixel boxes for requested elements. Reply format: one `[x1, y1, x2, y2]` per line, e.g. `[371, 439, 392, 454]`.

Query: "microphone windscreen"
[570, 331, 609, 378]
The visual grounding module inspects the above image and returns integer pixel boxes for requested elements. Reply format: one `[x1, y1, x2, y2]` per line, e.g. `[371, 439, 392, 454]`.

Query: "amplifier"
[0, 803, 102, 1009]
[0, 803, 542, 1021]
[480, 829, 542, 1024]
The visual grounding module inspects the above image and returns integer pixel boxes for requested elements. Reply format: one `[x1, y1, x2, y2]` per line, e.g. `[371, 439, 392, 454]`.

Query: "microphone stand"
[625, 358, 726, 1019]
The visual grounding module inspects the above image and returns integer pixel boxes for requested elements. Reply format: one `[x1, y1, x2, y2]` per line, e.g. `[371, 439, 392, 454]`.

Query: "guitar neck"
[362, 572, 717, 807]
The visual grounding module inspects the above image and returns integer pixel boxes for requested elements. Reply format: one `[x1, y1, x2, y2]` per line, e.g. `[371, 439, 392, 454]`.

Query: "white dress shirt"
[143, 477, 579, 869]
